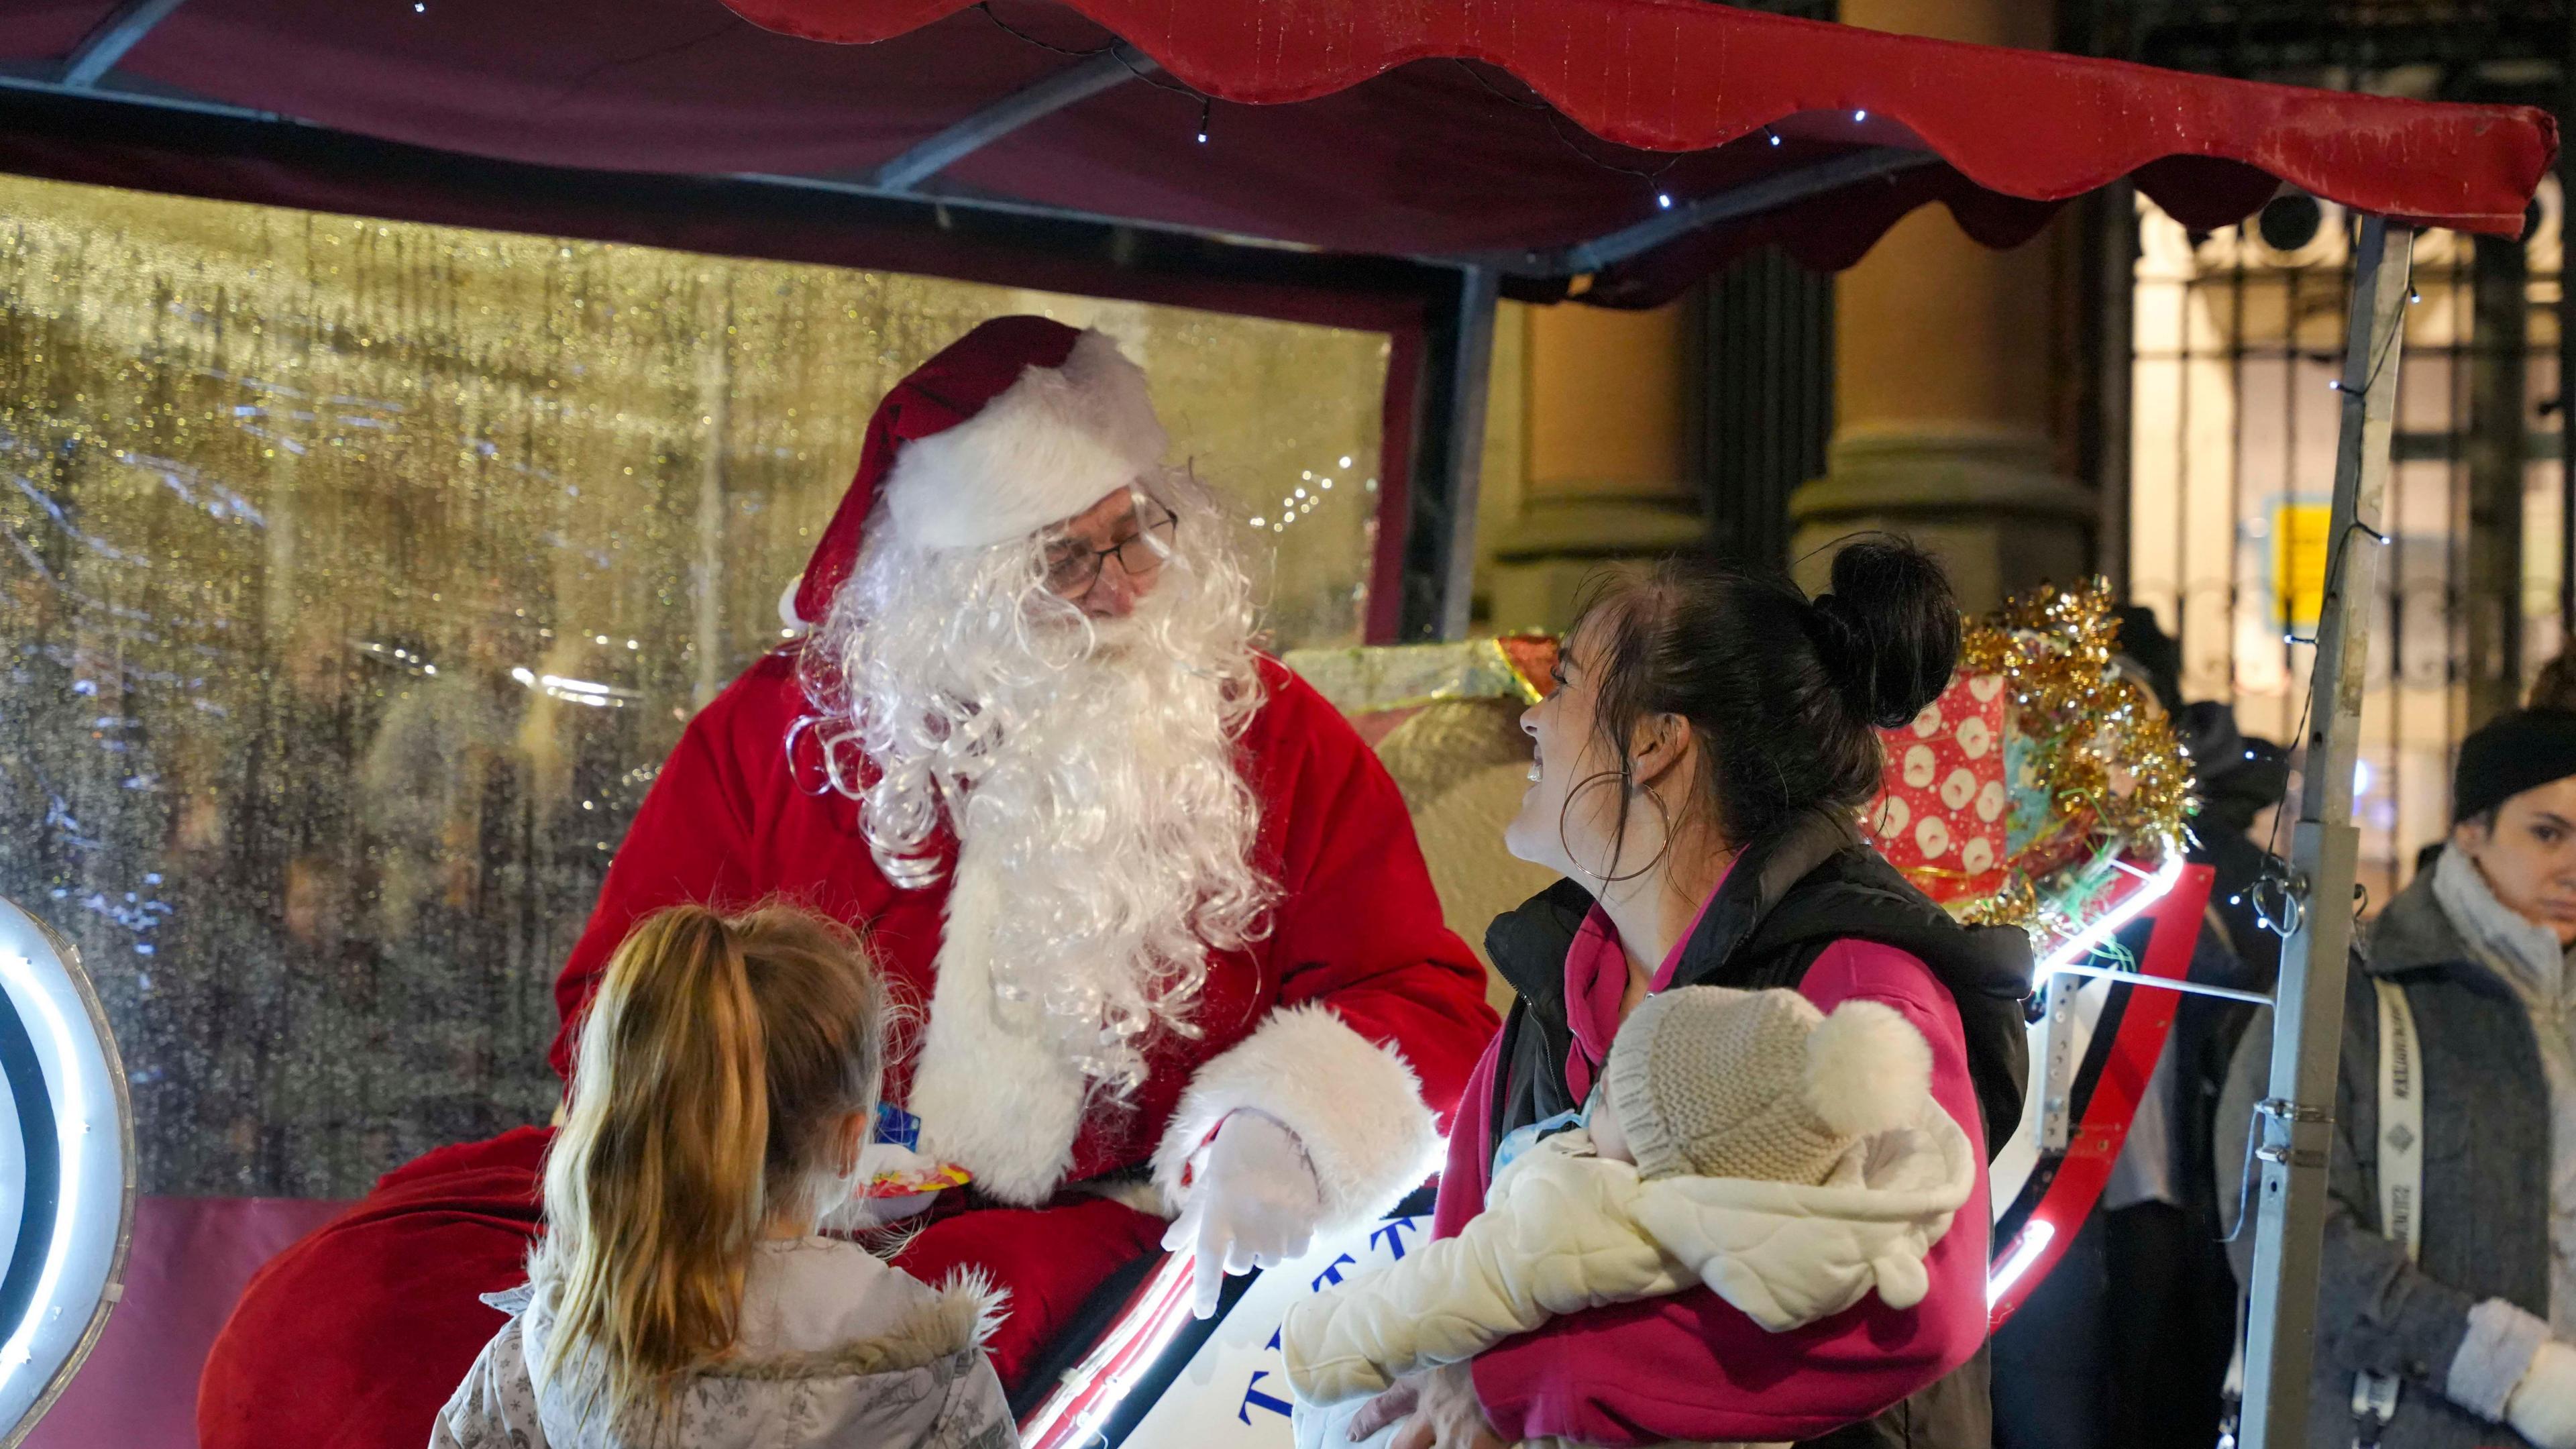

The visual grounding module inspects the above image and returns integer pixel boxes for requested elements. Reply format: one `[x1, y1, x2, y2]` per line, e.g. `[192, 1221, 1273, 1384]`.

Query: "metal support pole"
[2239, 215, 2413, 1449]
[1436, 268, 1499, 640]
[58, 0, 190, 89]
[1397, 265, 1499, 641]
[1515, 148, 1937, 278]
[2037, 973, 2082, 1152]
[866, 46, 1152, 193]
[2040, 960, 2275, 1007]
[2091, 179, 2137, 596]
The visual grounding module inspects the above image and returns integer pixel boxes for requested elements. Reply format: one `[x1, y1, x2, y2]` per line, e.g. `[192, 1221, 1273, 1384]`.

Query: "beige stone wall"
[1477, 299, 1703, 634]
[1474, 0, 2096, 625]
[1788, 0, 2091, 610]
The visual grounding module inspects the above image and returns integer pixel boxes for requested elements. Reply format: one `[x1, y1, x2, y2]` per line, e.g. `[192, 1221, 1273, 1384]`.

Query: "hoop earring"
[1558, 769, 1674, 886]
[1614, 785, 1677, 883]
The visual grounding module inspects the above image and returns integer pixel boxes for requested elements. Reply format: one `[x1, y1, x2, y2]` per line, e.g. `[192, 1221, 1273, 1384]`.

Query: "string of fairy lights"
[376, 3, 1897, 227]
[962, 11, 1892, 554]
[971, 5, 1870, 217]
[1246, 454, 1375, 535]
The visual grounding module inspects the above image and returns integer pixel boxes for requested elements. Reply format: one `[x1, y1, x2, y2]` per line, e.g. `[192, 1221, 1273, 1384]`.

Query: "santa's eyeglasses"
[1042, 496, 1178, 597]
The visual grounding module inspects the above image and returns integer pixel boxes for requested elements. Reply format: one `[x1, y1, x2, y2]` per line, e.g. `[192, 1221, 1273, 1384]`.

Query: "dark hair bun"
[1810, 537, 1960, 730]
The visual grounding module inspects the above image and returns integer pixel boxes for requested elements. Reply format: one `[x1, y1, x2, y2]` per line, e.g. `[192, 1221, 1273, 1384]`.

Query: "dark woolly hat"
[2114, 606, 2184, 714]
[2454, 709, 2576, 824]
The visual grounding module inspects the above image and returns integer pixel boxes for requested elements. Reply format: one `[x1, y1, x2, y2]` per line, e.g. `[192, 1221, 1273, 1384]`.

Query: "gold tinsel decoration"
[1948, 578, 2196, 938]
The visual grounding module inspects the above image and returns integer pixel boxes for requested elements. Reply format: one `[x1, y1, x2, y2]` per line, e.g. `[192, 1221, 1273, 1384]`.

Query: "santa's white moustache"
[800, 472, 1277, 1092]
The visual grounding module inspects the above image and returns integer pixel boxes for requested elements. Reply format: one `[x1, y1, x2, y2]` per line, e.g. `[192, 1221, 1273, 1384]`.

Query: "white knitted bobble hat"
[1601, 985, 1933, 1186]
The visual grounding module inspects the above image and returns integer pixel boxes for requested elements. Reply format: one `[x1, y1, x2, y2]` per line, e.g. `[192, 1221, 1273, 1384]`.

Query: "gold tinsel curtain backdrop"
[0, 172, 1395, 1199]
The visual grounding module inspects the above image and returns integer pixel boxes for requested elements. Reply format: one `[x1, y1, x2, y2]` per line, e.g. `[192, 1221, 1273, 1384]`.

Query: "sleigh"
[0, 0, 2528, 1435]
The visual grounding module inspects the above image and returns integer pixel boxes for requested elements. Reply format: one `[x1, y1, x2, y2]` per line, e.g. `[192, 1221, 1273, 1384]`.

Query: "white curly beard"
[800, 476, 1274, 1093]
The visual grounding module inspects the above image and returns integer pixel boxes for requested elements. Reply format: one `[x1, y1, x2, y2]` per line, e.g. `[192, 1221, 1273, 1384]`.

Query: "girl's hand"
[1390, 1362, 1508, 1449]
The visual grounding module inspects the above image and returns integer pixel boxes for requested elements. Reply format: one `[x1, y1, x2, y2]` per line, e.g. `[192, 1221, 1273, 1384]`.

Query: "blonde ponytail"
[534, 903, 884, 1422]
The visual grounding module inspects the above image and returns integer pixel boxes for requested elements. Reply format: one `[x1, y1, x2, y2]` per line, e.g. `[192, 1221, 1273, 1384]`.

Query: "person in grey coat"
[2220, 709, 2576, 1449]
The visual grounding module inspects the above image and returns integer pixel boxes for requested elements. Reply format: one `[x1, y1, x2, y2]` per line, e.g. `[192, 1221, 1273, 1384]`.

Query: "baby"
[1282, 985, 1976, 1431]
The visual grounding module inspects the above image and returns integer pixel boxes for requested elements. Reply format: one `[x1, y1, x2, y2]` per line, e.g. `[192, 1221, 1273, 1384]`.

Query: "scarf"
[2434, 843, 2576, 1334]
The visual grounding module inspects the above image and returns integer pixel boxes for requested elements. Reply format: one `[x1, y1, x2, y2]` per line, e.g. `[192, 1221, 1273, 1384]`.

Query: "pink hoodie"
[1432, 898, 1992, 1445]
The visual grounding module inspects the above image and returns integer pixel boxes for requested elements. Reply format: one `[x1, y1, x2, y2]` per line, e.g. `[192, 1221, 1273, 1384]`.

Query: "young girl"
[431, 904, 1012, 1449]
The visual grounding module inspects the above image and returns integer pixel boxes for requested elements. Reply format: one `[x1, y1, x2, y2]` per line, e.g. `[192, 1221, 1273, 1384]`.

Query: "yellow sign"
[2274, 502, 2332, 629]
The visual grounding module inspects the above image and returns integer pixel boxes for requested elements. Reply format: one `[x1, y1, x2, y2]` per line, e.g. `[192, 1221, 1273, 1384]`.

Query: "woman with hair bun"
[1363, 539, 2033, 1449]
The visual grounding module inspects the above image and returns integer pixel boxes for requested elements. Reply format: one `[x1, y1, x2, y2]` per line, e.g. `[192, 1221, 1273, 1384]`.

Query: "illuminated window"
[2127, 183, 2567, 903]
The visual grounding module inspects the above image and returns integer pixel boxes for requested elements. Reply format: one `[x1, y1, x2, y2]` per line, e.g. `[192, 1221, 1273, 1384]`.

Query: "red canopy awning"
[0, 0, 2552, 305]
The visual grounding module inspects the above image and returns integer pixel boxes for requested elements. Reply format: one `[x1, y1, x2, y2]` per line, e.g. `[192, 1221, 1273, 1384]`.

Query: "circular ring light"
[0, 896, 133, 1449]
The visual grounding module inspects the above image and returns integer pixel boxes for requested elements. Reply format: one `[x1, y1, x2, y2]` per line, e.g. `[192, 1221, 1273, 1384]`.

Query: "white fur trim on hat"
[881, 329, 1169, 551]
[1152, 1004, 1443, 1234]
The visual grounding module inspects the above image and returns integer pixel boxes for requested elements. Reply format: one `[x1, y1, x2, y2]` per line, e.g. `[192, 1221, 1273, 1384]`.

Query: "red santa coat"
[549, 644, 1497, 1221]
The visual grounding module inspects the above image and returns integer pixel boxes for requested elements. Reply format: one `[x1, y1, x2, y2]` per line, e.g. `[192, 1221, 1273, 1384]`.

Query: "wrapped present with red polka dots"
[1861, 672, 2011, 904]
[1858, 580, 2194, 959]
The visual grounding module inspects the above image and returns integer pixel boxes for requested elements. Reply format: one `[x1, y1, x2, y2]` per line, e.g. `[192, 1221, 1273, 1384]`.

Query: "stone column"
[1786, 0, 2091, 611]
[1481, 299, 1704, 633]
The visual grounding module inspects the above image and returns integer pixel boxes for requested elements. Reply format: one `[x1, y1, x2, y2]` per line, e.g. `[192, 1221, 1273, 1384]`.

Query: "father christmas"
[197, 317, 1499, 1447]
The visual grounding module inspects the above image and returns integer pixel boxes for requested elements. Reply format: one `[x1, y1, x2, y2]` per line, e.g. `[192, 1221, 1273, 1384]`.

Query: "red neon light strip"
[1987, 862, 2213, 1329]
[1018, 1251, 1201, 1449]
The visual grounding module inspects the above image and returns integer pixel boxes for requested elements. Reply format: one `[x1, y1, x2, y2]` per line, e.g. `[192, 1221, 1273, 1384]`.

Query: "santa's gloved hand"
[1161, 1109, 1324, 1319]
[2509, 1340, 2576, 1449]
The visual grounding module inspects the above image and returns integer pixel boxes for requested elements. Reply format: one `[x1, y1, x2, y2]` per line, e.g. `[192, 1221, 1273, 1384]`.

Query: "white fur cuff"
[1155, 1004, 1443, 1233]
[2450, 1296, 2548, 1421]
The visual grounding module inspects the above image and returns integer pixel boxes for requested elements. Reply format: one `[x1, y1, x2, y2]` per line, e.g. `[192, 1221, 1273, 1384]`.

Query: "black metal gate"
[2083, 0, 2574, 899]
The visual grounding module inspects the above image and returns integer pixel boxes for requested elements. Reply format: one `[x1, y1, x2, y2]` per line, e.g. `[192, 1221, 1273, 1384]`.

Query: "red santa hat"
[783, 315, 1169, 630]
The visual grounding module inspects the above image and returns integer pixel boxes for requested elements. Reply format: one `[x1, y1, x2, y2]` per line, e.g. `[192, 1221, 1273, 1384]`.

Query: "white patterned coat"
[430, 1240, 1014, 1449]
